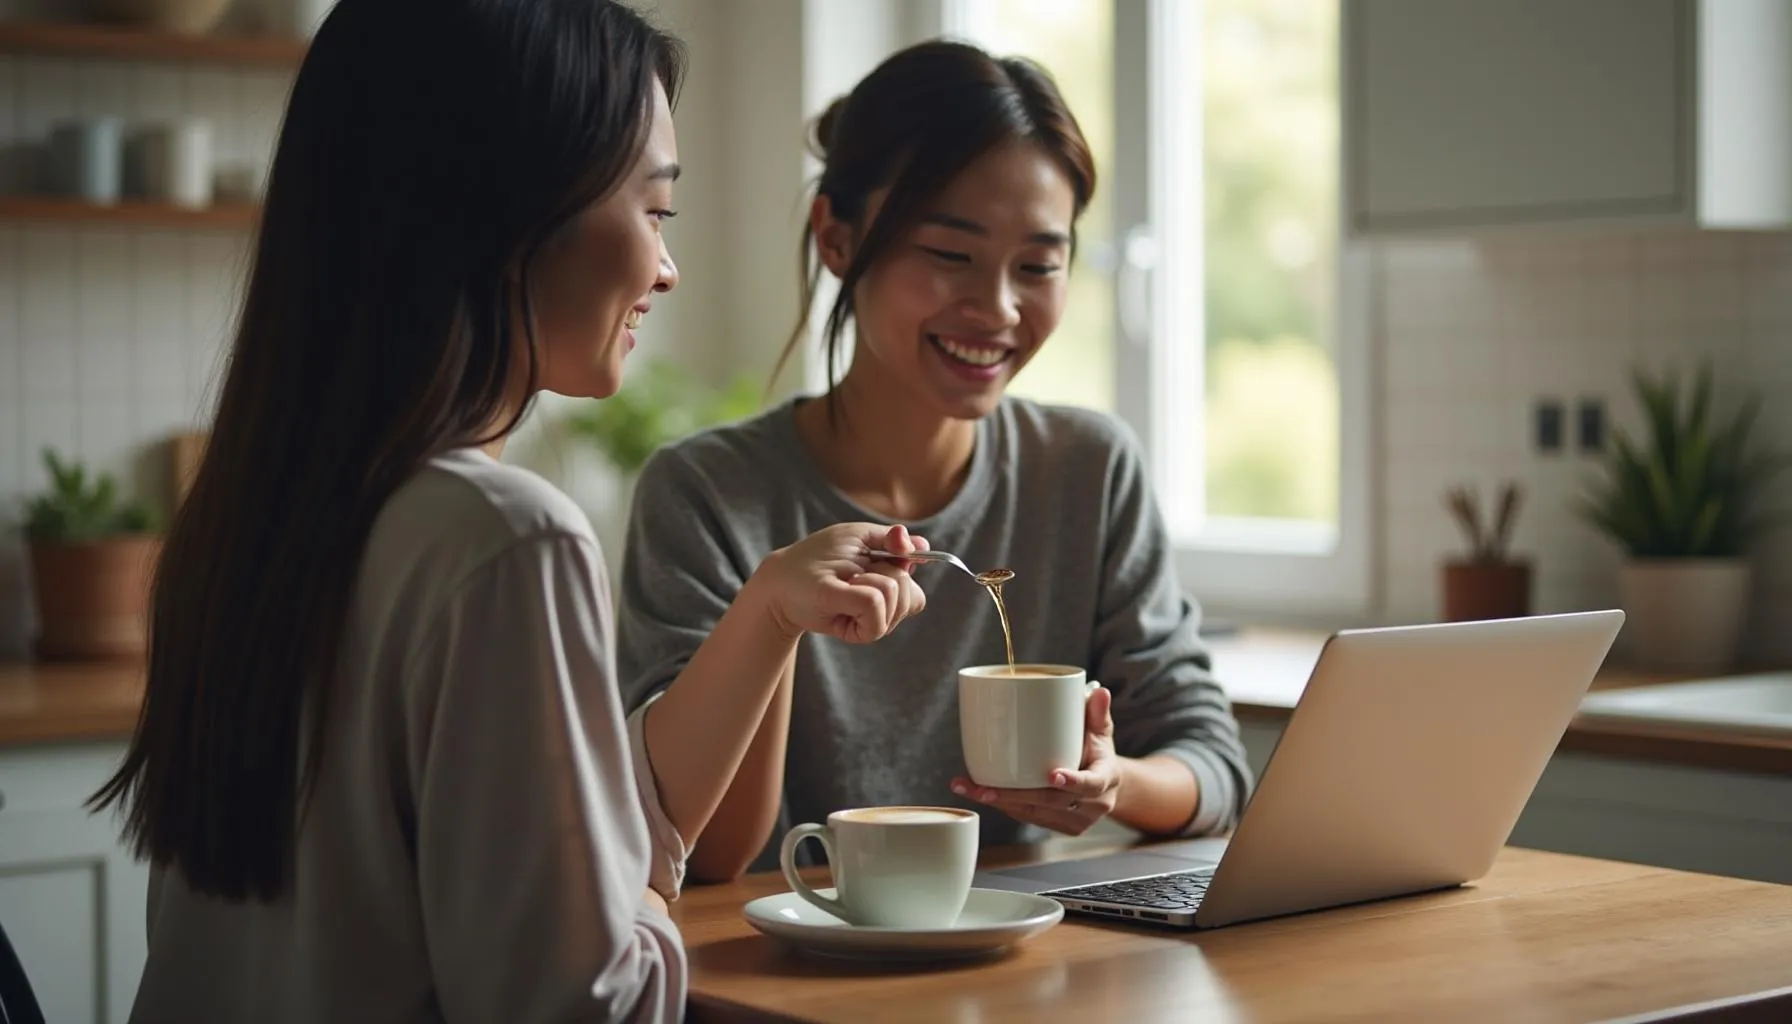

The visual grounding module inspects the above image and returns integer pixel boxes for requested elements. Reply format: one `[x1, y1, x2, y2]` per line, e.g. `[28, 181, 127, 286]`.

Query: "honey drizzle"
[974, 567, 1017, 673]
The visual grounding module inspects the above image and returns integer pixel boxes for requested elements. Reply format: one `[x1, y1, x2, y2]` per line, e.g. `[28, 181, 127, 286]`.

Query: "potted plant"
[1576, 360, 1790, 675]
[563, 360, 761, 477]
[1440, 480, 1529, 621]
[22, 449, 162, 661]
[556, 360, 760, 566]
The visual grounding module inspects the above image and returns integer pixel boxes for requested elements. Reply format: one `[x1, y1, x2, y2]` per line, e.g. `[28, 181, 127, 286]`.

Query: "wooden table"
[668, 840, 1792, 1023]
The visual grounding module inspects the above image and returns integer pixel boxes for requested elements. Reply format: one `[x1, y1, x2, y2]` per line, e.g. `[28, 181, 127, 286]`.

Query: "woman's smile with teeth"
[930, 334, 1009, 367]
[624, 309, 644, 330]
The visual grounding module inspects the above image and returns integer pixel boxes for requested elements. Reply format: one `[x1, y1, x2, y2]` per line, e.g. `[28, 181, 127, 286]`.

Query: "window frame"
[943, 0, 1377, 621]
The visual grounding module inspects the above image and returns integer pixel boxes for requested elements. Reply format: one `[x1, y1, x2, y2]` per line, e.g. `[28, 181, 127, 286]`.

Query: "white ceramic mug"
[140, 118, 213, 209]
[778, 806, 979, 928]
[48, 118, 122, 204]
[959, 664, 1099, 789]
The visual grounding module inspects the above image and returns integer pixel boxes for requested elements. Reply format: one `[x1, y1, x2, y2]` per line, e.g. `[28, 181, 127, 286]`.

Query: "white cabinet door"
[0, 744, 147, 1024]
[1509, 753, 1792, 885]
[1347, 0, 1688, 231]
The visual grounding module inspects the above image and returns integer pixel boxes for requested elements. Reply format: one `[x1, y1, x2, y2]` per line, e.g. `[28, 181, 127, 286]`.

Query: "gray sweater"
[134, 451, 684, 1024]
[617, 397, 1253, 871]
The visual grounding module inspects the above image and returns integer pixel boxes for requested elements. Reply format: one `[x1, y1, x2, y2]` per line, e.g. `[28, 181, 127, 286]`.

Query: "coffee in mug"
[778, 806, 979, 928]
[959, 663, 1099, 789]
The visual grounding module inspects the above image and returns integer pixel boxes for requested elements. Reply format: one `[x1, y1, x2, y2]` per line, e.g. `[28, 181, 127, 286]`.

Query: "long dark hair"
[770, 40, 1097, 398]
[89, 0, 685, 901]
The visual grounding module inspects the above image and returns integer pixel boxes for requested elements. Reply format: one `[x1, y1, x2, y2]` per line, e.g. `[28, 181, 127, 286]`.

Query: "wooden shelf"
[0, 196, 259, 229]
[0, 20, 306, 69]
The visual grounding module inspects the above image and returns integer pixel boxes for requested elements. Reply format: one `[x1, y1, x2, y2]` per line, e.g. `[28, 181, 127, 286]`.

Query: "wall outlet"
[1577, 397, 1606, 453]
[1535, 398, 1564, 454]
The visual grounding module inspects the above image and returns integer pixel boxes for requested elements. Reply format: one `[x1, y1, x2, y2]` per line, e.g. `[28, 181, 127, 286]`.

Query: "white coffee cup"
[959, 664, 1100, 789]
[140, 118, 213, 209]
[779, 806, 979, 928]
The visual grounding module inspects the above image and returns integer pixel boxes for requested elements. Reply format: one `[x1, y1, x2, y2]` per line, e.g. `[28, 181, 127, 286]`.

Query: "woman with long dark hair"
[92, 2, 925, 1020]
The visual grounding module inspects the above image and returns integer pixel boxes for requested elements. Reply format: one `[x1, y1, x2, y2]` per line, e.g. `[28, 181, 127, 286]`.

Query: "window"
[944, 0, 1118, 418]
[947, 0, 1371, 617]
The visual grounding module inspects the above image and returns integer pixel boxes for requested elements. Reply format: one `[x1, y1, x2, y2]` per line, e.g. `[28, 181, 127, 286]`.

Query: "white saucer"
[741, 887, 1065, 962]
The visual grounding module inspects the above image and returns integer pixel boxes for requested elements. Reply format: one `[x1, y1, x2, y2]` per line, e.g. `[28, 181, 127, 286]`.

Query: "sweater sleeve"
[408, 531, 686, 1023]
[1090, 430, 1256, 836]
[614, 446, 753, 714]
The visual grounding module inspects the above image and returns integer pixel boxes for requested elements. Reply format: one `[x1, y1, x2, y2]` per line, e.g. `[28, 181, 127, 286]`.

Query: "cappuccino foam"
[839, 807, 969, 825]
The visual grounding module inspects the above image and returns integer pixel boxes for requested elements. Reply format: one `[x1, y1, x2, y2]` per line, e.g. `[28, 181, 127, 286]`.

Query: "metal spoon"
[867, 549, 975, 576]
[867, 549, 1013, 586]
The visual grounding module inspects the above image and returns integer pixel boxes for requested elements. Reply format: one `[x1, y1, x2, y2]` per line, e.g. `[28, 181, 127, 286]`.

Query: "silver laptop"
[976, 610, 1626, 930]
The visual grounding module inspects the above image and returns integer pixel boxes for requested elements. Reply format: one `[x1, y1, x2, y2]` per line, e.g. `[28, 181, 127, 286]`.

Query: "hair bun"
[810, 96, 848, 160]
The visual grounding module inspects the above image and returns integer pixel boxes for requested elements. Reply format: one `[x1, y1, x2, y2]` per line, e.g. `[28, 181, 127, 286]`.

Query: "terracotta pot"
[1440, 560, 1531, 622]
[1616, 558, 1751, 676]
[28, 536, 162, 661]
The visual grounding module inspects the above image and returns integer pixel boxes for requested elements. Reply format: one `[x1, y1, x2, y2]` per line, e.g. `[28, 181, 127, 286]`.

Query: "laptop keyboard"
[1049, 869, 1213, 912]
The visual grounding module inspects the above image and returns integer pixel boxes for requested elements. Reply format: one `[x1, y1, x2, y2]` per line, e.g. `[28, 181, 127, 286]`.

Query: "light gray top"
[131, 450, 685, 1024]
[617, 397, 1253, 871]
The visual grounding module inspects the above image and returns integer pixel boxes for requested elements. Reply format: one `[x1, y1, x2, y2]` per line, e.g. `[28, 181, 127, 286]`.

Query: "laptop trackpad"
[978, 850, 1216, 893]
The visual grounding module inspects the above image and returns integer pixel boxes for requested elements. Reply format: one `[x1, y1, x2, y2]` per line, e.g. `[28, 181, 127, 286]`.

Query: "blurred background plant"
[562, 360, 762, 475]
[23, 448, 158, 543]
[1577, 359, 1790, 558]
[1445, 480, 1523, 565]
[1574, 358, 1792, 673]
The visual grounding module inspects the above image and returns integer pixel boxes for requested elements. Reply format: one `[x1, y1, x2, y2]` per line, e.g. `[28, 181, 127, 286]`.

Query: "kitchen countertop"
[5, 629, 1791, 774]
[0, 658, 144, 746]
[1208, 629, 1792, 776]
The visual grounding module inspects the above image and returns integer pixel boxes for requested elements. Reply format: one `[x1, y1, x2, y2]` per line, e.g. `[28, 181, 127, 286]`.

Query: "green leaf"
[19, 448, 158, 542]
[1578, 363, 1790, 557]
[1645, 453, 1681, 542]
[1688, 497, 1722, 556]
[115, 503, 154, 534]
[1636, 367, 1678, 470]
[564, 360, 765, 475]
[1686, 359, 1713, 447]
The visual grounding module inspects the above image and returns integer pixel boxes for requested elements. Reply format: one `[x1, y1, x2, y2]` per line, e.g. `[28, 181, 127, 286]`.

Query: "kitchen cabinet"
[1507, 751, 1792, 886]
[1344, 0, 1792, 234]
[0, 741, 147, 1024]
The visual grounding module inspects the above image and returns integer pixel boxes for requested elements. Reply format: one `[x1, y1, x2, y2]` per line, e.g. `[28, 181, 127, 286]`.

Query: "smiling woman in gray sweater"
[617, 41, 1253, 882]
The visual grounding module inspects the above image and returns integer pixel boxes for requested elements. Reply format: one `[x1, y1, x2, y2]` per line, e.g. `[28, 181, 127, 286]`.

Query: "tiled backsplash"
[1376, 230, 1792, 665]
[0, 56, 286, 656]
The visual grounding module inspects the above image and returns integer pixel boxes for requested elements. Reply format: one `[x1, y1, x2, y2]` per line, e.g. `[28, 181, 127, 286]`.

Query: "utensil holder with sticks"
[1441, 481, 1531, 622]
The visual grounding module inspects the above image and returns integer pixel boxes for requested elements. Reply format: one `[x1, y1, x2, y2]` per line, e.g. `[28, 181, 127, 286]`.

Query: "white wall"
[509, 0, 938, 576]
[1373, 230, 1792, 664]
[619, 0, 934, 390]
